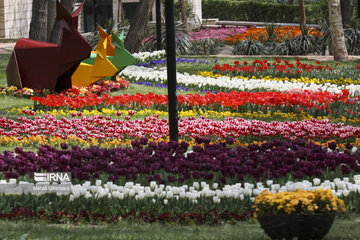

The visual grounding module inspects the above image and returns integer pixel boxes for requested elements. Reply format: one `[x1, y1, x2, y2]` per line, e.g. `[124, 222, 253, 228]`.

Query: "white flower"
[129, 189, 136, 197]
[84, 192, 92, 199]
[266, 180, 273, 186]
[125, 182, 134, 189]
[69, 194, 75, 201]
[150, 181, 157, 189]
[118, 193, 124, 200]
[163, 199, 168, 205]
[343, 190, 350, 197]
[313, 178, 321, 186]
[166, 191, 174, 199]
[95, 180, 102, 186]
[83, 181, 91, 188]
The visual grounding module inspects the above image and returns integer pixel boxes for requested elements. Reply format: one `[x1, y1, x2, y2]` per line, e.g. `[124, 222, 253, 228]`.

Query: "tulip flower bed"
[1, 116, 360, 148]
[120, 65, 360, 94]
[1, 139, 360, 182]
[2, 55, 360, 229]
[0, 164, 360, 224]
[224, 26, 322, 45]
[9, 107, 360, 127]
[30, 90, 360, 120]
[212, 58, 360, 81]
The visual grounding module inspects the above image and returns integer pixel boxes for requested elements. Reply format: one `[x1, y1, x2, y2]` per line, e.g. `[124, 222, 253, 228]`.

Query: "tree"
[179, 0, 188, 31]
[340, 0, 352, 28]
[328, 0, 348, 61]
[299, 0, 306, 27]
[125, 0, 155, 53]
[47, 0, 56, 41]
[49, 0, 75, 44]
[117, 0, 125, 26]
[29, 0, 75, 44]
[29, 0, 48, 41]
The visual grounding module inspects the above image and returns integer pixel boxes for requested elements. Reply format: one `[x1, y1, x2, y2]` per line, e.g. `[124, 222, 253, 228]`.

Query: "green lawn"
[0, 217, 359, 240]
[0, 54, 10, 86]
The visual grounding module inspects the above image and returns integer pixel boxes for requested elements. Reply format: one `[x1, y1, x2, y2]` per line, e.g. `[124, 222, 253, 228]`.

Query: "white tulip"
[166, 191, 174, 199]
[69, 194, 75, 201]
[150, 181, 157, 189]
[95, 180, 102, 186]
[118, 193, 124, 200]
[313, 178, 321, 186]
[84, 192, 92, 199]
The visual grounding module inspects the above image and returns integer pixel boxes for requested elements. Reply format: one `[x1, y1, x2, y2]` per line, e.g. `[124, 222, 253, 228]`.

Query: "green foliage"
[188, 39, 221, 55]
[174, 0, 195, 21]
[202, 0, 323, 24]
[142, 31, 192, 55]
[232, 37, 264, 55]
[344, 27, 360, 55]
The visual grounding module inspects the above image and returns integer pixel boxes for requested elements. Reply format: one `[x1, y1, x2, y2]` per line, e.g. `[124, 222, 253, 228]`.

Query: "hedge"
[202, 0, 326, 24]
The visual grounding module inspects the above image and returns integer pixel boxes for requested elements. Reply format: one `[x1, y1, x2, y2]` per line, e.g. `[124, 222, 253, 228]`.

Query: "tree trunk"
[340, 0, 352, 28]
[47, 0, 56, 41]
[119, 0, 125, 24]
[125, 0, 155, 53]
[328, 0, 348, 61]
[299, 0, 306, 27]
[29, 0, 48, 41]
[288, 0, 294, 5]
[179, 0, 188, 31]
[49, 0, 75, 45]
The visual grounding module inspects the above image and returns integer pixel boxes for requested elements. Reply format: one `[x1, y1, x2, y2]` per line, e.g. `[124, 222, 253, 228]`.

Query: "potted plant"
[253, 189, 346, 240]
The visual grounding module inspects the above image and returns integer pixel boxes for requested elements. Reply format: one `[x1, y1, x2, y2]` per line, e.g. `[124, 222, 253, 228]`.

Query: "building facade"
[0, 0, 202, 39]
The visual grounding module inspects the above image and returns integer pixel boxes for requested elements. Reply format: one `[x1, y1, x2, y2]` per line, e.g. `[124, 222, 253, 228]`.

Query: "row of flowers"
[2, 176, 359, 202]
[197, 71, 360, 87]
[0, 178, 356, 222]
[189, 26, 248, 42]
[212, 59, 360, 81]
[11, 107, 360, 125]
[2, 115, 360, 143]
[126, 50, 165, 64]
[1, 139, 360, 183]
[120, 65, 360, 95]
[224, 26, 322, 45]
[29, 90, 360, 120]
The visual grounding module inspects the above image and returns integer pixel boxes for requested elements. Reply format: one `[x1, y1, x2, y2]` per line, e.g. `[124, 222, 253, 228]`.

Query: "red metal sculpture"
[6, 0, 91, 92]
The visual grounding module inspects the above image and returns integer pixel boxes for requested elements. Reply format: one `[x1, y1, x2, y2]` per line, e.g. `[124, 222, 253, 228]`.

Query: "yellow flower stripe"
[8, 107, 360, 124]
[0, 135, 359, 150]
[197, 71, 360, 85]
[254, 189, 346, 215]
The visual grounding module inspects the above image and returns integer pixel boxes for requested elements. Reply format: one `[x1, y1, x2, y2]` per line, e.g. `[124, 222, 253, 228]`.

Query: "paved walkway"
[0, 42, 16, 54]
[0, 41, 359, 61]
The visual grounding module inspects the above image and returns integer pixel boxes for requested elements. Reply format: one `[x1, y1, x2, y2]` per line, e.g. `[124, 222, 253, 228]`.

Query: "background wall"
[1, 0, 32, 38]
